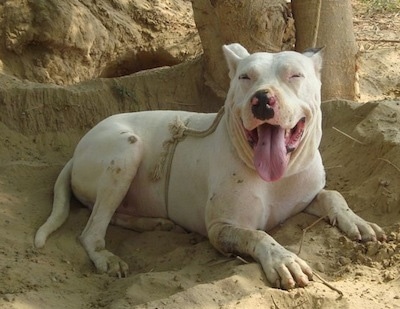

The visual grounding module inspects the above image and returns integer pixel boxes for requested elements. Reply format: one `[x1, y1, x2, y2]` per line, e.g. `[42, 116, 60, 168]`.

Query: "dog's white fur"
[35, 43, 385, 289]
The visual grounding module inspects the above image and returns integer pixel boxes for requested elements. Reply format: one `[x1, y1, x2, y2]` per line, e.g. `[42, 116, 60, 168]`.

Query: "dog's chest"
[261, 171, 323, 230]
[263, 191, 312, 230]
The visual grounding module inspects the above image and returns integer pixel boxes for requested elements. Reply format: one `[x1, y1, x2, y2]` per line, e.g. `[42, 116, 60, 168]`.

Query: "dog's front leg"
[306, 189, 386, 241]
[207, 223, 313, 289]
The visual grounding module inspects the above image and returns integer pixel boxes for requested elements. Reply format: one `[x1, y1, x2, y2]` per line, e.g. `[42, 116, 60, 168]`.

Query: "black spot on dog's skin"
[128, 135, 137, 144]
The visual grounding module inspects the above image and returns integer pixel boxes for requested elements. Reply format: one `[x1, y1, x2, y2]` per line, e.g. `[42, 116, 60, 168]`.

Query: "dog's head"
[222, 43, 323, 182]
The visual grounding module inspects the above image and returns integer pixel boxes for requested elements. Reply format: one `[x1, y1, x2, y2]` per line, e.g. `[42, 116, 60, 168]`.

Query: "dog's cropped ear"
[222, 43, 250, 79]
[303, 47, 324, 79]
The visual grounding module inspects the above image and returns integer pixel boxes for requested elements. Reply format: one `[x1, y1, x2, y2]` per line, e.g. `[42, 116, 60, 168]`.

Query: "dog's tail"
[34, 159, 73, 248]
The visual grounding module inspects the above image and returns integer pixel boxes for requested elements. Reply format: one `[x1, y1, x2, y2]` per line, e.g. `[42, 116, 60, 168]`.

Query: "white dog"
[35, 43, 385, 289]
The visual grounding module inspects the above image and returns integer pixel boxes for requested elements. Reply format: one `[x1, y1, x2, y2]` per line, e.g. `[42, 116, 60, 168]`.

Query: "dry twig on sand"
[313, 271, 344, 298]
[332, 126, 365, 145]
[297, 216, 326, 255]
[378, 158, 400, 173]
[357, 38, 400, 43]
[296, 216, 344, 297]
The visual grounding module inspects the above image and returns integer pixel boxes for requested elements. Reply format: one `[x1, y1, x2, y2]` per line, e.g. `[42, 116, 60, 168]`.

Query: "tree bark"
[192, 0, 294, 98]
[292, 0, 357, 101]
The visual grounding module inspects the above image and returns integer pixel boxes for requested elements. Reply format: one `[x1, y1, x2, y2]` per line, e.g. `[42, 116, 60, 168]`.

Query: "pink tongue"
[254, 124, 289, 182]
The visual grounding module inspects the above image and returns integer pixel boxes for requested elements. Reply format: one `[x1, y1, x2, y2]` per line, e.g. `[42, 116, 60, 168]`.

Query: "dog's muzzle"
[251, 90, 275, 120]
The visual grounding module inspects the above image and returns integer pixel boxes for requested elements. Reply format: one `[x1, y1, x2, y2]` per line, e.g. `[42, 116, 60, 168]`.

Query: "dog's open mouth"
[244, 118, 306, 182]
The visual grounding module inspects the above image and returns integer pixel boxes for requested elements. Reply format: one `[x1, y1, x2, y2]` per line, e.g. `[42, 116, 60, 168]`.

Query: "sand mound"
[0, 0, 200, 84]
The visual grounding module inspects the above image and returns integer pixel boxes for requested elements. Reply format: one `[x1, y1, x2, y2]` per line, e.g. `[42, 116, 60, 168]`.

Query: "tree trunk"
[292, 0, 357, 101]
[192, 0, 294, 98]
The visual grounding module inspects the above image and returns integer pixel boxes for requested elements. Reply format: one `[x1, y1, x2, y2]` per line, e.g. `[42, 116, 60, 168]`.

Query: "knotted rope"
[151, 106, 225, 215]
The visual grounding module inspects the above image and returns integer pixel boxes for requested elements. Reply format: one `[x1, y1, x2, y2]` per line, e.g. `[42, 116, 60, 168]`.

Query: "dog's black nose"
[251, 90, 275, 120]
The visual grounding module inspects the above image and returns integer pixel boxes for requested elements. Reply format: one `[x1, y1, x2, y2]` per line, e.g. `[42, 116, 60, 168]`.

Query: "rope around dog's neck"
[151, 106, 225, 215]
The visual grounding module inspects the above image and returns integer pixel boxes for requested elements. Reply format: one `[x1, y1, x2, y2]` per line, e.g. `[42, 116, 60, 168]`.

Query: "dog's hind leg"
[79, 133, 143, 278]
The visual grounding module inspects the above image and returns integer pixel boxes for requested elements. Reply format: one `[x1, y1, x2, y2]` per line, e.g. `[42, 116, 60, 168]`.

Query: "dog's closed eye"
[239, 73, 251, 80]
[290, 73, 304, 79]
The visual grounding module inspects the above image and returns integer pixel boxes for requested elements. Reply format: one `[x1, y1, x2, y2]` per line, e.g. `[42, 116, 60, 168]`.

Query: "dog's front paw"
[308, 190, 386, 242]
[257, 244, 313, 289]
[331, 211, 386, 242]
[92, 250, 129, 278]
